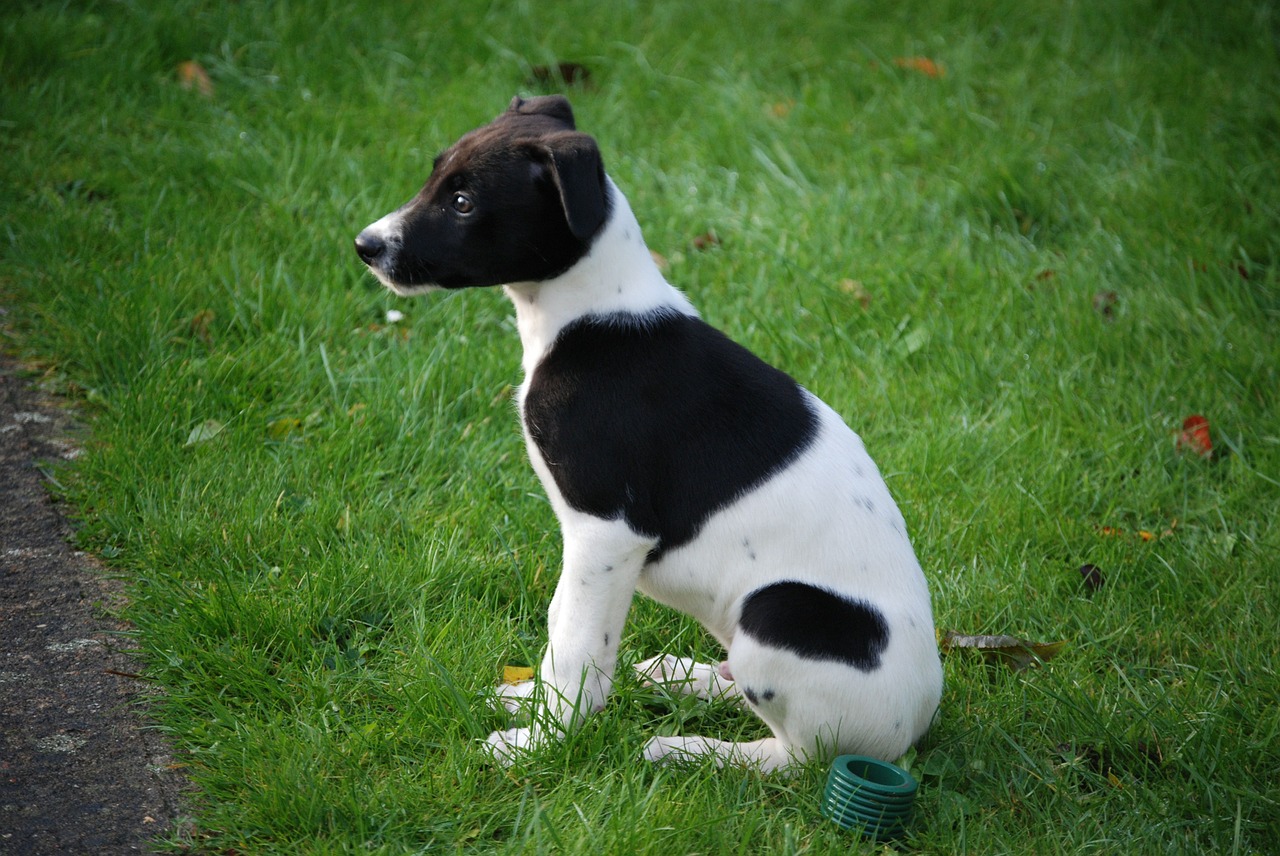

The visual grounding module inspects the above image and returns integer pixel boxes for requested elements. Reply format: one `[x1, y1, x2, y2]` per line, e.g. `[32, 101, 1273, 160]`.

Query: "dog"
[354, 95, 942, 772]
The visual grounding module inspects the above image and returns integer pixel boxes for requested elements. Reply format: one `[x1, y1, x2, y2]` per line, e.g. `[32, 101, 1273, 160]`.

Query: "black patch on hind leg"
[739, 581, 889, 671]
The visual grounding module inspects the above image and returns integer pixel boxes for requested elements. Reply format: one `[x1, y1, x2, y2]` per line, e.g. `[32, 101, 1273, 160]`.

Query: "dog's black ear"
[508, 94, 577, 130]
[530, 132, 608, 241]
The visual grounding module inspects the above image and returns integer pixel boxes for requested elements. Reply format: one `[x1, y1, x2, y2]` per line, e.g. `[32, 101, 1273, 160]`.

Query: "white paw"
[643, 735, 794, 772]
[490, 678, 538, 716]
[635, 655, 735, 701]
[484, 726, 535, 765]
[642, 735, 713, 765]
[641, 735, 678, 763]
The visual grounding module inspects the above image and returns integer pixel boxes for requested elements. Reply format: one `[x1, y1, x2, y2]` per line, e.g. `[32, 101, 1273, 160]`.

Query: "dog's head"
[354, 95, 610, 295]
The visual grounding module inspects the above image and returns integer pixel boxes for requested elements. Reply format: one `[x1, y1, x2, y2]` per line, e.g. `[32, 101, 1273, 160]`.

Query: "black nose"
[354, 231, 385, 264]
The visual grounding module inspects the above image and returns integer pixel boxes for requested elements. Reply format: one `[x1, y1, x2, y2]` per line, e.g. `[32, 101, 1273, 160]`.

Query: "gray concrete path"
[1, 356, 185, 854]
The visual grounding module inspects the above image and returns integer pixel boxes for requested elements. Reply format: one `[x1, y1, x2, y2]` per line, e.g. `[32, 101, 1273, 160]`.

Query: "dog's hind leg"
[634, 655, 742, 702]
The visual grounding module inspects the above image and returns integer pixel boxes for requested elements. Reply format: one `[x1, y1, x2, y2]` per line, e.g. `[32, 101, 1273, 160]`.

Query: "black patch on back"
[523, 310, 818, 558]
[738, 581, 889, 671]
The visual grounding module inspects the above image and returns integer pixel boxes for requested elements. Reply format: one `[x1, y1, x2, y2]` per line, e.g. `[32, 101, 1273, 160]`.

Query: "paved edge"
[1, 354, 189, 854]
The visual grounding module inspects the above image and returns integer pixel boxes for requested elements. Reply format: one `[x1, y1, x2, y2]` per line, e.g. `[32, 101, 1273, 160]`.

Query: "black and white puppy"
[355, 96, 942, 772]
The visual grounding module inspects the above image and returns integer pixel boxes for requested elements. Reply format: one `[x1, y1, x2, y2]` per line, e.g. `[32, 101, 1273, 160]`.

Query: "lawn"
[2, 0, 1278, 852]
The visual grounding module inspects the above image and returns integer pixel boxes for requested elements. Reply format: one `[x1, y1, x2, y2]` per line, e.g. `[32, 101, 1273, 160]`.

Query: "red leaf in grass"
[1176, 414, 1213, 458]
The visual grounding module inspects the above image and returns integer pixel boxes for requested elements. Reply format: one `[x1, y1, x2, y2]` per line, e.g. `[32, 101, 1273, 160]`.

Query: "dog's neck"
[504, 179, 696, 379]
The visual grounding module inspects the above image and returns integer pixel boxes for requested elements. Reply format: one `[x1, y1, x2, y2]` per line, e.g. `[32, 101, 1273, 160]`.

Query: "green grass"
[3, 0, 1279, 852]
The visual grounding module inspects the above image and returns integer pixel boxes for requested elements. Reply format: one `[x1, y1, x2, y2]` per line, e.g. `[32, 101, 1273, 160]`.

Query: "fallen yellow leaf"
[502, 665, 535, 685]
[266, 417, 303, 440]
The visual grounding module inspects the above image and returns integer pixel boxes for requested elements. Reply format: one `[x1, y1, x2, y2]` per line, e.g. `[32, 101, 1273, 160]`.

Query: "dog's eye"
[451, 193, 474, 215]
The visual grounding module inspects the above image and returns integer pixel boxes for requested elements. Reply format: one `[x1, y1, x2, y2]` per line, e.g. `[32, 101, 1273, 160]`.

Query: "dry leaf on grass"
[940, 631, 1066, 671]
[692, 231, 720, 250]
[187, 308, 215, 345]
[893, 56, 945, 78]
[1097, 520, 1177, 542]
[184, 419, 224, 446]
[1093, 290, 1118, 320]
[176, 60, 214, 98]
[1027, 269, 1057, 291]
[839, 278, 872, 309]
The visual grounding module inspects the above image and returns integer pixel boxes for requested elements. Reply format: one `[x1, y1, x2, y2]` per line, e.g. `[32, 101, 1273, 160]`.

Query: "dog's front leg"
[486, 514, 653, 763]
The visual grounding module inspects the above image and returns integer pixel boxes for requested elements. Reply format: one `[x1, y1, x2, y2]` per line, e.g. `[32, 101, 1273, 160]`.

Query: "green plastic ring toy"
[821, 755, 919, 841]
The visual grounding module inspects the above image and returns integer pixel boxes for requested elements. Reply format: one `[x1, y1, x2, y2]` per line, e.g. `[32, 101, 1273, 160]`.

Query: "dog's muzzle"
[354, 230, 387, 266]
